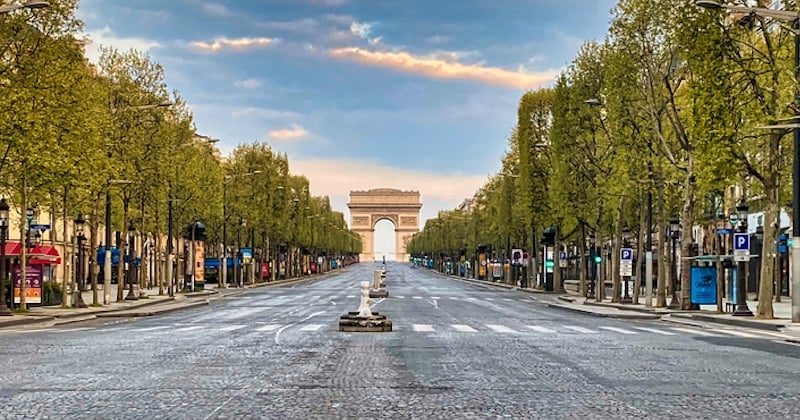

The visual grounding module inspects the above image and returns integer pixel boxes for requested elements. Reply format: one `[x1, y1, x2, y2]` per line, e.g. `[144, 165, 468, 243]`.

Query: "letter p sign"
[734, 233, 749, 252]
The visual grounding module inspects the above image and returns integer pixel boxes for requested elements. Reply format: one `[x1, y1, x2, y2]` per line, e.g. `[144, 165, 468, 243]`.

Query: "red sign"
[261, 262, 270, 278]
[13, 265, 42, 304]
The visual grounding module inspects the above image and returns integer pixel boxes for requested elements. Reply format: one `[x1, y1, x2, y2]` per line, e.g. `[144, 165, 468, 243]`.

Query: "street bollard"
[338, 280, 392, 332]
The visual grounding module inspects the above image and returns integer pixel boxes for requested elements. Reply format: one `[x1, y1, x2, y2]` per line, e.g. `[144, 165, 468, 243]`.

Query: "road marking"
[485, 297, 494, 301]
[527, 325, 556, 333]
[275, 310, 326, 345]
[669, 327, 720, 337]
[466, 297, 478, 301]
[412, 296, 422, 299]
[53, 327, 94, 333]
[175, 325, 204, 332]
[413, 324, 434, 332]
[563, 326, 596, 334]
[395, 295, 405, 299]
[486, 324, 516, 333]
[451, 324, 477, 332]
[711, 329, 761, 338]
[346, 295, 355, 298]
[599, 326, 638, 335]
[132, 326, 171, 332]
[502, 298, 512, 301]
[431, 296, 440, 300]
[218, 325, 246, 332]
[309, 295, 321, 300]
[448, 297, 459, 300]
[633, 327, 675, 336]
[256, 324, 281, 332]
[299, 324, 324, 331]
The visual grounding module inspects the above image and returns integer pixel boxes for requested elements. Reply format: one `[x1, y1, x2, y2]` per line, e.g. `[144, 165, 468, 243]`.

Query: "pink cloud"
[268, 125, 309, 141]
[328, 47, 557, 89]
[189, 36, 275, 53]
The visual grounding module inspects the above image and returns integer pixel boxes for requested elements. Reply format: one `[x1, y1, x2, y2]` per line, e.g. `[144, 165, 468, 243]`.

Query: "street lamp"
[124, 221, 138, 301]
[73, 214, 87, 308]
[588, 232, 597, 299]
[0, 198, 10, 316]
[733, 198, 754, 316]
[695, 0, 800, 322]
[668, 217, 681, 309]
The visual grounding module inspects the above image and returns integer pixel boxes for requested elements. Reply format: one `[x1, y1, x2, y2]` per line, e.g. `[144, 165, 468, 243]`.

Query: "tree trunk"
[756, 184, 778, 319]
[19, 175, 28, 311]
[116, 202, 129, 302]
[90, 198, 100, 306]
[655, 167, 668, 307]
[634, 194, 646, 305]
[61, 185, 70, 307]
[611, 195, 626, 303]
[680, 160, 696, 310]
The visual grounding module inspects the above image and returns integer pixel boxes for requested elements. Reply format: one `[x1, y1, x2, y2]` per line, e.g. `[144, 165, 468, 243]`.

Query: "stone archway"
[348, 189, 422, 262]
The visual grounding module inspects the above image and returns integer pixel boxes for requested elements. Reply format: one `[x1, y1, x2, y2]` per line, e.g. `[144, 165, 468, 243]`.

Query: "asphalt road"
[0, 262, 798, 419]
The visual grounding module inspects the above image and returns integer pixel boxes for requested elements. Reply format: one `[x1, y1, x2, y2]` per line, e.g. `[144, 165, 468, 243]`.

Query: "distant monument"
[348, 188, 421, 262]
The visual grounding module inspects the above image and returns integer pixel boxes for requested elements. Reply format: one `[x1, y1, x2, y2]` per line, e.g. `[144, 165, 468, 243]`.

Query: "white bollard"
[358, 280, 373, 317]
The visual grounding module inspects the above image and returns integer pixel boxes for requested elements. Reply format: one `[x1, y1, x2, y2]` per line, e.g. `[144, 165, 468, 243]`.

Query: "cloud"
[350, 21, 382, 46]
[268, 125, 309, 141]
[234, 78, 262, 89]
[289, 158, 485, 203]
[189, 36, 276, 53]
[328, 47, 557, 89]
[202, 2, 232, 17]
[229, 106, 301, 120]
[82, 25, 161, 63]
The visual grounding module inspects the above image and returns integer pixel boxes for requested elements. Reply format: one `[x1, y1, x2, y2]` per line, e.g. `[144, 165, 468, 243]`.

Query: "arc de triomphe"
[348, 188, 422, 262]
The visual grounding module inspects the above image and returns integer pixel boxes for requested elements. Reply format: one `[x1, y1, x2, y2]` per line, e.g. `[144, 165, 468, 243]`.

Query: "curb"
[546, 303, 662, 320]
[0, 316, 55, 328]
[658, 315, 710, 329]
[669, 313, 785, 332]
[582, 301, 676, 315]
[96, 299, 209, 318]
[0, 297, 176, 329]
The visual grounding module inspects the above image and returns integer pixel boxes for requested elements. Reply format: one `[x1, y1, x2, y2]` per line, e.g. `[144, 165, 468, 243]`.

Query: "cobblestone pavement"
[0, 263, 798, 419]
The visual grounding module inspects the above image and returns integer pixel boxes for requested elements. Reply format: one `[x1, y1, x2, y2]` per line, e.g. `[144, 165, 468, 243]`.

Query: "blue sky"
[77, 0, 616, 258]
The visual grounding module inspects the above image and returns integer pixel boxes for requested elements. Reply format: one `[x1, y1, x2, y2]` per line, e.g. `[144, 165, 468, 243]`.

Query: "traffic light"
[594, 255, 602, 264]
[542, 227, 556, 246]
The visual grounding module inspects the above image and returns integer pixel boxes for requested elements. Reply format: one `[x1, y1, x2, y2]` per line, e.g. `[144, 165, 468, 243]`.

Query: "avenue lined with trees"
[408, 0, 800, 320]
[0, 0, 361, 313]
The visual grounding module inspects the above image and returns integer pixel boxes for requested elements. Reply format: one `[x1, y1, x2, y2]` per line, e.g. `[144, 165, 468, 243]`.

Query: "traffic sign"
[620, 261, 633, 277]
[559, 251, 567, 260]
[30, 224, 50, 231]
[733, 233, 750, 262]
[620, 248, 633, 261]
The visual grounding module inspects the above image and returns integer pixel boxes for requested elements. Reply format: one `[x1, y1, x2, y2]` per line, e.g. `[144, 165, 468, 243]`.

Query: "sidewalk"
[0, 269, 348, 329]
[559, 291, 799, 332]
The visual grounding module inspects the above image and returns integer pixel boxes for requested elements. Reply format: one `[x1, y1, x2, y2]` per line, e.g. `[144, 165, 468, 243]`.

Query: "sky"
[76, 0, 617, 259]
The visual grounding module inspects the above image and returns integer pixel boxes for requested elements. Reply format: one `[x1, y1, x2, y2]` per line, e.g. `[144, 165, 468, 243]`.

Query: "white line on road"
[175, 325, 204, 332]
[669, 327, 720, 337]
[502, 298, 512, 301]
[711, 329, 762, 339]
[633, 327, 675, 336]
[412, 296, 422, 299]
[563, 326, 596, 334]
[527, 325, 556, 333]
[431, 297, 440, 300]
[413, 324, 434, 332]
[346, 295, 355, 298]
[448, 297, 459, 300]
[275, 310, 326, 345]
[218, 325, 246, 332]
[395, 296, 405, 299]
[132, 326, 171, 332]
[486, 324, 516, 333]
[451, 324, 478, 332]
[256, 324, 281, 332]
[485, 297, 494, 301]
[299, 324, 324, 331]
[599, 326, 638, 335]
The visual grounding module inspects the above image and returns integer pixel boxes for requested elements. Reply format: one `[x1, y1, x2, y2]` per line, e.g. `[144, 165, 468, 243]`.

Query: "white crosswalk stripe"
[413, 324, 434, 332]
[563, 326, 596, 334]
[256, 324, 281, 332]
[218, 325, 246, 332]
[174, 325, 204, 332]
[599, 326, 638, 335]
[633, 327, 675, 336]
[669, 327, 720, 337]
[132, 326, 171, 332]
[485, 297, 494, 301]
[711, 329, 761, 339]
[299, 324, 324, 331]
[486, 324, 516, 333]
[451, 324, 478, 332]
[395, 296, 405, 299]
[527, 325, 556, 333]
[412, 296, 422, 299]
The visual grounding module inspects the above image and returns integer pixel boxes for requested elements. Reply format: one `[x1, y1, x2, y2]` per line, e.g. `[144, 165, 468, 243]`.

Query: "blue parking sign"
[733, 233, 749, 252]
[620, 248, 633, 261]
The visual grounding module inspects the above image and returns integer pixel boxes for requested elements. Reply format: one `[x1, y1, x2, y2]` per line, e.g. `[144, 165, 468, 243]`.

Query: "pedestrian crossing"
[2, 322, 794, 343]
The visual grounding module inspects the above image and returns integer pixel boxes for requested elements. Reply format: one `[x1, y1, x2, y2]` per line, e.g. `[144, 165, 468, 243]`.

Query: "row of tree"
[409, 0, 792, 319]
[2, 0, 362, 310]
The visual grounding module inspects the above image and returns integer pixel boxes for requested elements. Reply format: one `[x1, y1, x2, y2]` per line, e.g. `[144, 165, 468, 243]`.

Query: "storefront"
[3, 242, 62, 305]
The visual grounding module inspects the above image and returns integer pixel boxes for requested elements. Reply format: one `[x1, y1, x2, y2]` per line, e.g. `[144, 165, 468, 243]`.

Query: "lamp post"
[588, 233, 597, 299]
[733, 199, 754, 316]
[695, 0, 800, 322]
[73, 213, 87, 308]
[0, 198, 10, 316]
[668, 217, 681, 309]
[124, 221, 137, 301]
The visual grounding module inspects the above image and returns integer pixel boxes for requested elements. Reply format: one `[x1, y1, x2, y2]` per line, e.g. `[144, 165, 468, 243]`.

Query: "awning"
[1, 242, 62, 265]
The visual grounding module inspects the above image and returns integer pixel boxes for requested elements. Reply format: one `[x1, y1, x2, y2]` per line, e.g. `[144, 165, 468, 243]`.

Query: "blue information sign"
[620, 248, 633, 261]
[690, 266, 717, 305]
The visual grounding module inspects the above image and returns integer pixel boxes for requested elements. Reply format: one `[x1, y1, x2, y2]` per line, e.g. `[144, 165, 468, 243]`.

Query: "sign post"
[620, 248, 634, 303]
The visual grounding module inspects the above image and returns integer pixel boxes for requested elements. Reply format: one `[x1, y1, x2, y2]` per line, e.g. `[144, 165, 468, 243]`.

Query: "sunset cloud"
[328, 47, 557, 89]
[268, 125, 309, 141]
[189, 36, 275, 53]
